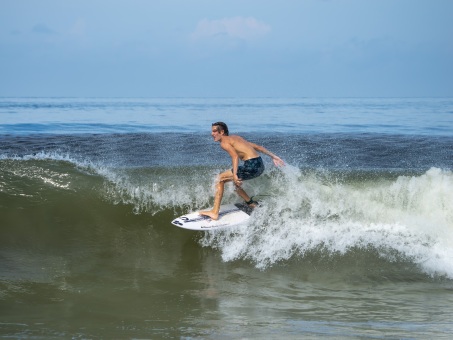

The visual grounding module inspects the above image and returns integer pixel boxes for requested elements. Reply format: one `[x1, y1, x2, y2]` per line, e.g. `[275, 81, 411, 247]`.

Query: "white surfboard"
[171, 203, 252, 230]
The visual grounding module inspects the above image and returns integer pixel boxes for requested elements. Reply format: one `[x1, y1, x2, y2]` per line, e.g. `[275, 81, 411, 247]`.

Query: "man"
[200, 122, 285, 220]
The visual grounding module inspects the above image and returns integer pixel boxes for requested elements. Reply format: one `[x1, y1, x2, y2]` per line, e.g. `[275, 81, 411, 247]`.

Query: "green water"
[1, 201, 452, 339]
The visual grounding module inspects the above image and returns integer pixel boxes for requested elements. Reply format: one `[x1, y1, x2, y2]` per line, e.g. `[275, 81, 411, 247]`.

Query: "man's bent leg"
[235, 185, 259, 207]
[234, 186, 252, 203]
[200, 170, 233, 220]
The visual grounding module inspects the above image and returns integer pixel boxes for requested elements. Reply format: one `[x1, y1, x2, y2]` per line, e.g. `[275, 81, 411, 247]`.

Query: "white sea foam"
[200, 166, 453, 278]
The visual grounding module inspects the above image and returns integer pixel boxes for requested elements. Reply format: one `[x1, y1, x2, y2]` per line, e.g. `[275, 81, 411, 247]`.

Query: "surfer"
[200, 122, 285, 220]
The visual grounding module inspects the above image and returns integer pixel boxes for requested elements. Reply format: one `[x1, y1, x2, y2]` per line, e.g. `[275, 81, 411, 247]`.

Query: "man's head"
[212, 122, 229, 136]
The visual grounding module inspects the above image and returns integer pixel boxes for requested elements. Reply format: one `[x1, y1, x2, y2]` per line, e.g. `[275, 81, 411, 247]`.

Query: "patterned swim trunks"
[234, 157, 265, 180]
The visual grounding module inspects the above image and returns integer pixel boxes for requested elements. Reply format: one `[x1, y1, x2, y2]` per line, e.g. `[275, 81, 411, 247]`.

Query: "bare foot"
[199, 210, 219, 220]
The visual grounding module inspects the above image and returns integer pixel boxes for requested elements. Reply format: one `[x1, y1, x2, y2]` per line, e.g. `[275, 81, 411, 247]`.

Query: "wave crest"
[200, 166, 453, 278]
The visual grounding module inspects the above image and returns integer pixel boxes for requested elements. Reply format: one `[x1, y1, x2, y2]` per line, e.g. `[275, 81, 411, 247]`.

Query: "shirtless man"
[200, 122, 285, 220]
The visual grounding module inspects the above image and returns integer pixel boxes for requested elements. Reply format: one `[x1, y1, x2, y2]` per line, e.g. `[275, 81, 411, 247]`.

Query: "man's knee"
[218, 172, 233, 183]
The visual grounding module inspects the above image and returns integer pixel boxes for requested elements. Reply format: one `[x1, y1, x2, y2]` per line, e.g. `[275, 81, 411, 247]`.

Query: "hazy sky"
[1, 0, 452, 97]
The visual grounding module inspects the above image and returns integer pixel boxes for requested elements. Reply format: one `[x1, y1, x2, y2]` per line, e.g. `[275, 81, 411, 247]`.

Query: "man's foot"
[199, 210, 219, 220]
[247, 202, 258, 209]
[245, 197, 260, 208]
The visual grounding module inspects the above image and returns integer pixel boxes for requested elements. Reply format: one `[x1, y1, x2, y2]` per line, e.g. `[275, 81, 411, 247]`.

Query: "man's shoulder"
[229, 135, 247, 142]
[219, 137, 233, 147]
[220, 135, 242, 149]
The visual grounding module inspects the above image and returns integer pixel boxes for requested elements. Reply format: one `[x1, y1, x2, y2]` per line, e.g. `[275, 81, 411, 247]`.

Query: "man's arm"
[250, 143, 285, 167]
[221, 142, 241, 185]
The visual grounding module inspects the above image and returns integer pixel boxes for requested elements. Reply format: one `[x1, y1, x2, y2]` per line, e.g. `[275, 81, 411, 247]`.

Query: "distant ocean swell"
[1, 154, 452, 279]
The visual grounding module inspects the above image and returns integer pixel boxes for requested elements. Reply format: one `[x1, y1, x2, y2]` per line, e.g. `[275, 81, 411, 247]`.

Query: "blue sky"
[1, 0, 452, 97]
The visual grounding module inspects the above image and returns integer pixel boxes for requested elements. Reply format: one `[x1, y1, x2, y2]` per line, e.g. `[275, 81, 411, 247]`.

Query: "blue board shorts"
[234, 157, 265, 181]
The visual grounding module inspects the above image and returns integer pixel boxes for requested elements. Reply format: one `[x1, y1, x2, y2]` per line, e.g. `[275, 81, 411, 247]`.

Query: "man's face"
[211, 126, 223, 142]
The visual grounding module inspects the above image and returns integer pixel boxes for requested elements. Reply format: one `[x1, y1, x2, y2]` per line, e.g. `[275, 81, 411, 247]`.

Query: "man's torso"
[221, 135, 259, 161]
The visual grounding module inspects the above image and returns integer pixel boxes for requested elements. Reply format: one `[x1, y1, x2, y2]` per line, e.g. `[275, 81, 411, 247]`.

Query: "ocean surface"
[1, 97, 453, 339]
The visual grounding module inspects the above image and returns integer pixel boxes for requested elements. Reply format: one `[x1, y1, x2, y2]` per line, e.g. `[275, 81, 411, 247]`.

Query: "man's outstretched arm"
[251, 143, 285, 167]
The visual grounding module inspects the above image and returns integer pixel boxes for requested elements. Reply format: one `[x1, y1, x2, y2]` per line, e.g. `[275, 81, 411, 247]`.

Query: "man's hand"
[273, 156, 285, 167]
[233, 174, 242, 187]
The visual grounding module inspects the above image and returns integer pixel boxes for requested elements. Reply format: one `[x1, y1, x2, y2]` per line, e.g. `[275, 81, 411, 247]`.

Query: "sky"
[1, 0, 452, 97]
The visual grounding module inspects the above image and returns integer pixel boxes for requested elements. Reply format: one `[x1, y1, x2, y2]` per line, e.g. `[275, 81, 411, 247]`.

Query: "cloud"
[191, 16, 271, 41]
[70, 19, 87, 37]
[32, 23, 56, 35]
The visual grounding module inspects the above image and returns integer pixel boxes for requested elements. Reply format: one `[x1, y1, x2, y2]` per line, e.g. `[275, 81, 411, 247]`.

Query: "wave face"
[1, 132, 452, 278]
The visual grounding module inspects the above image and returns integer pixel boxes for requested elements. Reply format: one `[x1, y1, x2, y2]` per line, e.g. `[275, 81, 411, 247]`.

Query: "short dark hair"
[212, 122, 229, 136]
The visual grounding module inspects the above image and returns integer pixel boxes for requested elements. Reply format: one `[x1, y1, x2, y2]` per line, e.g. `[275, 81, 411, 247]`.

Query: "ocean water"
[1, 97, 453, 339]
